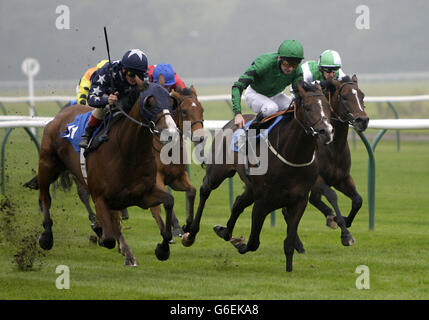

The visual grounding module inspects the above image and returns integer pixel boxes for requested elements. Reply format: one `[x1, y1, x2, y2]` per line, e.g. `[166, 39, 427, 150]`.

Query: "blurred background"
[1, 0, 429, 86]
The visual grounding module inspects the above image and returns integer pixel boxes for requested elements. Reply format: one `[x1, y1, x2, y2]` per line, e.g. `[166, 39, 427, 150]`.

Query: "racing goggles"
[125, 69, 146, 79]
[280, 57, 302, 68]
[321, 67, 340, 74]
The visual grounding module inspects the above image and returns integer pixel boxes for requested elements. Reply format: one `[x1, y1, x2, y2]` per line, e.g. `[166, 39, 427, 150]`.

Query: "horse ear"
[170, 89, 182, 102]
[190, 85, 197, 96]
[296, 81, 307, 97]
[352, 74, 358, 84]
[170, 95, 179, 110]
[158, 74, 166, 87]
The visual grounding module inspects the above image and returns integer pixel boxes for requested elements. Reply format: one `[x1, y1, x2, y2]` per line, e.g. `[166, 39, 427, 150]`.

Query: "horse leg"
[281, 207, 306, 254]
[93, 197, 117, 249]
[282, 197, 308, 272]
[231, 200, 267, 255]
[73, 176, 103, 238]
[169, 172, 196, 237]
[319, 181, 355, 246]
[37, 155, 61, 250]
[110, 210, 137, 266]
[142, 187, 174, 261]
[335, 175, 362, 228]
[309, 178, 337, 229]
[213, 186, 254, 242]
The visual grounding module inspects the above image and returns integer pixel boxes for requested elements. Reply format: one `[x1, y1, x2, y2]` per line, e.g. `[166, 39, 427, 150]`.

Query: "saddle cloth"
[61, 111, 106, 153]
[230, 115, 283, 152]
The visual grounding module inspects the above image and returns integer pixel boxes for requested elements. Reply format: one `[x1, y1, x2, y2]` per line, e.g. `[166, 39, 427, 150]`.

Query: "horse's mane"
[175, 86, 194, 96]
[299, 80, 320, 93]
[340, 75, 353, 83]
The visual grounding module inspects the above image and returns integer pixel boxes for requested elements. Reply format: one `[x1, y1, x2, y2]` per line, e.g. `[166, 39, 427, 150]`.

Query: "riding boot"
[79, 122, 97, 149]
[248, 111, 265, 130]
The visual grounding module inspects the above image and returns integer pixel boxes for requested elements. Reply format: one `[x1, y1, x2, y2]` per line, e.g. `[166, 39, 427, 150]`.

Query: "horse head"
[136, 80, 180, 145]
[296, 81, 334, 145]
[325, 75, 369, 132]
[170, 86, 205, 146]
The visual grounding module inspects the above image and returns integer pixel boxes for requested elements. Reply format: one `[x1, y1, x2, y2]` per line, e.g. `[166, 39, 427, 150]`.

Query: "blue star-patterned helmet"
[121, 49, 148, 73]
[153, 63, 176, 86]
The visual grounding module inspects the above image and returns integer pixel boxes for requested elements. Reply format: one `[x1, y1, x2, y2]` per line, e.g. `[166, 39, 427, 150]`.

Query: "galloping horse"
[308, 75, 369, 244]
[149, 86, 205, 238]
[37, 80, 179, 265]
[182, 81, 334, 272]
[26, 86, 205, 244]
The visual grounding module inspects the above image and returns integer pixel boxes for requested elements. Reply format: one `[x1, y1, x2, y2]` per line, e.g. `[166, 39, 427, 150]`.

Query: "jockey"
[79, 48, 148, 149]
[76, 59, 109, 105]
[147, 63, 186, 92]
[300, 49, 346, 84]
[232, 39, 304, 129]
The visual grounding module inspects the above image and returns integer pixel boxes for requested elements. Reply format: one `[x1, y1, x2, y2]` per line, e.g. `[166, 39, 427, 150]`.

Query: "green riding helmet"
[277, 40, 304, 59]
[318, 50, 342, 68]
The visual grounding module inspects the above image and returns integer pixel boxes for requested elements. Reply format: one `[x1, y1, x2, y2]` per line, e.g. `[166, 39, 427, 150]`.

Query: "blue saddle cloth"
[61, 111, 103, 153]
[230, 115, 283, 152]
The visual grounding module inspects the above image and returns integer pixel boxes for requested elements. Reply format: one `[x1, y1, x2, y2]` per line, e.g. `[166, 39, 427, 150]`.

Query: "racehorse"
[182, 81, 334, 272]
[307, 75, 369, 245]
[148, 85, 205, 238]
[36, 80, 179, 266]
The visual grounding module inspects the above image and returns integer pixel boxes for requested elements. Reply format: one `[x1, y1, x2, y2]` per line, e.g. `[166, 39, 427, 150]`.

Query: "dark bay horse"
[149, 86, 205, 238]
[308, 75, 369, 245]
[182, 81, 334, 272]
[37, 81, 179, 265]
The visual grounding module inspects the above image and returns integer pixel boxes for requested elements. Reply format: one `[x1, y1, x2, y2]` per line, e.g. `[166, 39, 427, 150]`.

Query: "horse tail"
[23, 175, 39, 190]
[23, 171, 73, 191]
[58, 171, 73, 191]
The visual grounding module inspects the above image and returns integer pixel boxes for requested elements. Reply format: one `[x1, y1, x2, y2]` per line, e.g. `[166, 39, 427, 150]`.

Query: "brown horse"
[182, 81, 334, 272]
[148, 86, 205, 238]
[37, 80, 179, 265]
[307, 75, 369, 245]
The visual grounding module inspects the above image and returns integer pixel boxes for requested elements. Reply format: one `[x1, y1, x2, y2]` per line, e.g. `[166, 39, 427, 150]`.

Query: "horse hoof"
[91, 223, 103, 238]
[326, 215, 338, 229]
[172, 227, 184, 238]
[341, 234, 355, 246]
[102, 238, 116, 249]
[181, 232, 195, 247]
[213, 225, 230, 241]
[124, 257, 139, 267]
[236, 243, 247, 254]
[38, 232, 53, 250]
[155, 243, 170, 261]
[295, 246, 306, 254]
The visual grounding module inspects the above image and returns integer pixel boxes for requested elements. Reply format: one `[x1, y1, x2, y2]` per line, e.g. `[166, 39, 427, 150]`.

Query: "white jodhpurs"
[244, 86, 292, 117]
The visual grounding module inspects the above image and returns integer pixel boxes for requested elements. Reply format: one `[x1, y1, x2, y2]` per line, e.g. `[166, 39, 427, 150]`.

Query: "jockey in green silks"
[231, 39, 305, 129]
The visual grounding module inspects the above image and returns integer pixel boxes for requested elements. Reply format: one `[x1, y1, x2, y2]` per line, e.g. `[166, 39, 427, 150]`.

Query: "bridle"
[329, 82, 364, 125]
[294, 92, 328, 136]
[115, 96, 173, 135]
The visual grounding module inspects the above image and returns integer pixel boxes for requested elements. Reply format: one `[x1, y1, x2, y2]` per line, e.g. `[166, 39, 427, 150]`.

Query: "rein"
[263, 93, 326, 167]
[114, 98, 172, 135]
